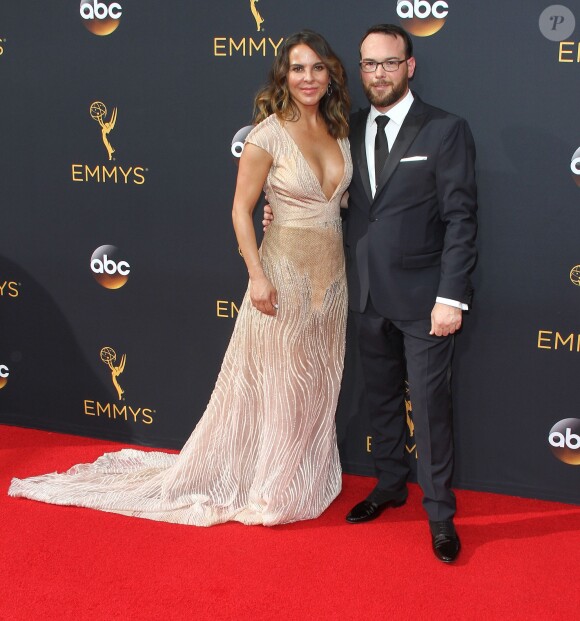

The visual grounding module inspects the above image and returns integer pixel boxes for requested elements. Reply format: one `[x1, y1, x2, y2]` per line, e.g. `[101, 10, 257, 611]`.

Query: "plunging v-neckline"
[277, 117, 346, 203]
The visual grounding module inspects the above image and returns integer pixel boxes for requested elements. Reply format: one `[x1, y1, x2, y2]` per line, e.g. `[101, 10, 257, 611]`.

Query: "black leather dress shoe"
[429, 520, 461, 563]
[345, 496, 406, 523]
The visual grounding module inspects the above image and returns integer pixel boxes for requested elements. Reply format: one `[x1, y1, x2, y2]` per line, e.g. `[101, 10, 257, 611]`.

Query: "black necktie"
[374, 115, 390, 187]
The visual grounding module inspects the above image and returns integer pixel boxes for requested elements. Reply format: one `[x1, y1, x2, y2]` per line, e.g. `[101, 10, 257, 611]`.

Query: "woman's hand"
[250, 275, 278, 316]
[263, 203, 274, 232]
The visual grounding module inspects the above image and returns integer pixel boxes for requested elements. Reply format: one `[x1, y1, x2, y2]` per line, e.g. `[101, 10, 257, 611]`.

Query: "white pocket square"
[400, 156, 428, 162]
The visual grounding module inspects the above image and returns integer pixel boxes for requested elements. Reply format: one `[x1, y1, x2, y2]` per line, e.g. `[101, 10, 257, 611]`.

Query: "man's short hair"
[359, 24, 414, 59]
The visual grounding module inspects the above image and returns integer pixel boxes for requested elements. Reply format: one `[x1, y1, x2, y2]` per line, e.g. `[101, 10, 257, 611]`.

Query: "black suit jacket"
[344, 93, 478, 320]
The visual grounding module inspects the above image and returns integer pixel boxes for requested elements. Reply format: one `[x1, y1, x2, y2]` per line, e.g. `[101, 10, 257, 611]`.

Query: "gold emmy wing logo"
[90, 101, 117, 161]
[570, 265, 580, 286]
[396, 0, 449, 37]
[100, 346, 126, 400]
[249, 0, 265, 31]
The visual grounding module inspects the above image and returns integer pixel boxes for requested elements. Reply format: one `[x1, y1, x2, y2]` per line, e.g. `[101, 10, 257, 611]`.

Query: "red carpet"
[1, 424, 579, 620]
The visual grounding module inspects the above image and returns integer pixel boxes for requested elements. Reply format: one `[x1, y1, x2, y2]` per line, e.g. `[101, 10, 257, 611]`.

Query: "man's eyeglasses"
[359, 59, 408, 73]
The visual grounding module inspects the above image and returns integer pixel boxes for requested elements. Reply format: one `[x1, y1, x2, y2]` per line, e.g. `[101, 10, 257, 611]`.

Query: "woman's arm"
[232, 143, 278, 316]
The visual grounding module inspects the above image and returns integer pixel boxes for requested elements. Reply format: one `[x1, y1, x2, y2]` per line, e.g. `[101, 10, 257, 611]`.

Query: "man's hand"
[263, 203, 274, 232]
[429, 302, 462, 337]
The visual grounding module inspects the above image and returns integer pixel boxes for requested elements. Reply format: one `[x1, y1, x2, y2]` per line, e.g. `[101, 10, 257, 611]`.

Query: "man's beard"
[363, 78, 407, 109]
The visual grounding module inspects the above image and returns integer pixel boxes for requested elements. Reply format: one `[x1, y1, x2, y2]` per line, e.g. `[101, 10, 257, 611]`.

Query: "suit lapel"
[350, 109, 373, 205]
[374, 98, 429, 200]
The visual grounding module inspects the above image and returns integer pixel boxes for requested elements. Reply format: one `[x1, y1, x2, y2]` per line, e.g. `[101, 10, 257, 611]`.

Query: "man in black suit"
[344, 24, 477, 563]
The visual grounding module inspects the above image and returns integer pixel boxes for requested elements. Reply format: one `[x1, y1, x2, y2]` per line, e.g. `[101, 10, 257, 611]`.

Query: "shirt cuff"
[436, 297, 468, 311]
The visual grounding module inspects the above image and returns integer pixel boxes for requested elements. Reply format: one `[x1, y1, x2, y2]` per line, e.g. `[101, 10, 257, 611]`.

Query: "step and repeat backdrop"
[1, 1, 578, 504]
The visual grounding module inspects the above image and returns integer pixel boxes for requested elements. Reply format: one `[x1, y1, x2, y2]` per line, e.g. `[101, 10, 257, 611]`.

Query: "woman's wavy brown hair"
[253, 30, 350, 139]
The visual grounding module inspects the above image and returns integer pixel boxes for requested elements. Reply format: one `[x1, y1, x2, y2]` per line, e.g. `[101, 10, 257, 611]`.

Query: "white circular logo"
[231, 126, 254, 159]
[80, 1, 123, 36]
[571, 147, 580, 187]
[539, 5, 576, 41]
[0, 364, 9, 389]
[91, 245, 131, 289]
[549, 418, 580, 465]
[397, 0, 449, 36]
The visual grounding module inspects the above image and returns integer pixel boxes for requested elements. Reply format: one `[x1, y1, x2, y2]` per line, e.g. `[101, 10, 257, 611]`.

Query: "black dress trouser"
[353, 297, 456, 521]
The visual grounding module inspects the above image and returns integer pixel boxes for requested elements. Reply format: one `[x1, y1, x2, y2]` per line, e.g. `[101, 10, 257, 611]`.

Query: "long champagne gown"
[8, 114, 353, 526]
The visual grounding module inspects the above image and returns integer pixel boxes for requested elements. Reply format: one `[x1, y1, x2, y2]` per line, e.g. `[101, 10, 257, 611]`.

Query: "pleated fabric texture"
[8, 114, 353, 526]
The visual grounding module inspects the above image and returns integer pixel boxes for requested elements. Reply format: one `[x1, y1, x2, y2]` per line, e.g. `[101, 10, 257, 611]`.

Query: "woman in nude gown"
[9, 31, 353, 526]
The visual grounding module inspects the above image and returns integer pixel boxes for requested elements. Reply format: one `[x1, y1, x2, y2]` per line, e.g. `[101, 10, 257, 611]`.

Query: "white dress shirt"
[365, 90, 414, 198]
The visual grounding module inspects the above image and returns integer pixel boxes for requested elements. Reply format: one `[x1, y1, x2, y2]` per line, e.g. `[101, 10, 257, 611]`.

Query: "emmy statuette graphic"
[100, 346, 126, 400]
[404, 381, 417, 457]
[250, 0, 264, 31]
[90, 101, 117, 160]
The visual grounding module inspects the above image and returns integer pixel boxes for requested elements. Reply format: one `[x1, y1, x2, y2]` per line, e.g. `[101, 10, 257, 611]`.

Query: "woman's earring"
[327, 82, 333, 96]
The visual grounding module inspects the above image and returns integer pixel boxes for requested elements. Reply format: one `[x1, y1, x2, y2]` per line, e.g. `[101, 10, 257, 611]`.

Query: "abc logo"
[91, 245, 130, 289]
[231, 126, 254, 160]
[397, 0, 449, 37]
[80, 1, 123, 36]
[549, 418, 580, 465]
[571, 147, 580, 187]
[0, 364, 9, 390]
